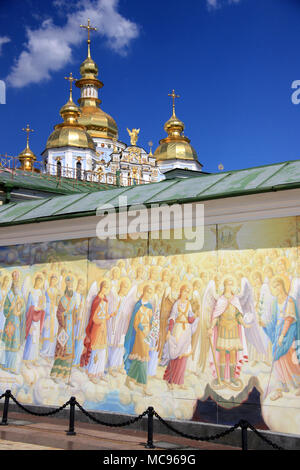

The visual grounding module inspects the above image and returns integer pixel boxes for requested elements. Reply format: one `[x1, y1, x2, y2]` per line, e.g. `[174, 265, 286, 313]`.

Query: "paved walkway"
[0, 411, 240, 451]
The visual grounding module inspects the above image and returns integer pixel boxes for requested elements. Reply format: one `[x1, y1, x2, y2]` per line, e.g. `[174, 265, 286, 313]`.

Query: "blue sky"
[1, 0, 300, 173]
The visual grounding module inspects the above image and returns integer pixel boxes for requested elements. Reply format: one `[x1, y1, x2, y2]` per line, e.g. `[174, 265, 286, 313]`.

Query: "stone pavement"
[0, 411, 240, 451]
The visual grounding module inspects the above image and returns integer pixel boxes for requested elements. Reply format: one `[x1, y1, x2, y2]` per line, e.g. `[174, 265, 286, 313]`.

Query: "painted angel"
[238, 277, 269, 367]
[204, 276, 250, 391]
[23, 273, 46, 367]
[106, 279, 137, 376]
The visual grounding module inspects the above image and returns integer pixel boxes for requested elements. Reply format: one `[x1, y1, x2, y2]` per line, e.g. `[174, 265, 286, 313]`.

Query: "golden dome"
[154, 89, 199, 163]
[19, 124, 37, 171]
[45, 82, 96, 152]
[80, 56, 99, 80]
[154, 111, 198, 162]
[75, 33, 118, 140]
[77, 105, 118, 139]
[154, 139, 198, 162]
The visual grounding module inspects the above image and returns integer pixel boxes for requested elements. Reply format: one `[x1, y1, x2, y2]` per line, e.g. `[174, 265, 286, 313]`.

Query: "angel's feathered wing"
[289, 277, 300, 318]
[198, 280, 217, 372]
[191, 291, 202, 361]
[238, 277, 267, 355]
[260, 280, 275, 324]
[121, 285, 138, 335]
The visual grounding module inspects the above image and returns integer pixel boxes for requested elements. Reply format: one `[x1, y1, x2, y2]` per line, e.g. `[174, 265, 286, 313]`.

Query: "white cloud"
[207, 0, 241, 9]
[7, 0, 139, 88]
[0, 36, 11, 56]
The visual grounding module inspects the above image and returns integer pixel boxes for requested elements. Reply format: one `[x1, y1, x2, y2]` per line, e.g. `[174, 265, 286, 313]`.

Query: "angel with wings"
[1, 270, 26, 374]
[204, 276, 251, 391]
[80, 279, 113, 383]
[260, 275, 300, 401]
[23, 273, 46, 367]
[106, 277, 136, 376]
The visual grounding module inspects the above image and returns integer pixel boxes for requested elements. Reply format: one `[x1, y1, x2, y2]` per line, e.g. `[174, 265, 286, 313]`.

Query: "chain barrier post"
[66, 397, 76, 436]
[0, 390, 11, 426]
[240, 420, 248, 451]
[145, 407, 155, 449]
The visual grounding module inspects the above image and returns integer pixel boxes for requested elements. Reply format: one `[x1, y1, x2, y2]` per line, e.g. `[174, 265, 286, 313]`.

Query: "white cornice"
[0, 188, 300, 246]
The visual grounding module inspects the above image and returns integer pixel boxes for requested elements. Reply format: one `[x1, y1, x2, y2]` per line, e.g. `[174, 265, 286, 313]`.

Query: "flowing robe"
[72, 292, 86, 367]
[23, 289, 46, 362]
[123, 300, 153, 385]
[80, 295, 109, 377]
[40, 286, 59, 358]
[107, 293, 129, 371]
[147, 293, 162, 376]
[209, 295, 248, 381]
[1, 288, 25, 374]
[187, 289, 202, 373]
[263, 296, 300, 390]
[158, 288, 178, 360]
[0, 287, 9, 335]
[162, 300, 198, 385]
[50, 293, 77, 380]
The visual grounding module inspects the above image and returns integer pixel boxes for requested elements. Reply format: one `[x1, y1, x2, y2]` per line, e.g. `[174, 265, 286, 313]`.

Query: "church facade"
[13, 21, 202, 188]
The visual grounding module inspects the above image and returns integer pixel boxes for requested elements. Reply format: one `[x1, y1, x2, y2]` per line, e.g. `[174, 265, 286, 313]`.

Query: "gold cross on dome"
[80, 18, 97, 58]
[168, 89, 180, 115]
[64, 72, 77, 100]
[22, 124, 34, 148]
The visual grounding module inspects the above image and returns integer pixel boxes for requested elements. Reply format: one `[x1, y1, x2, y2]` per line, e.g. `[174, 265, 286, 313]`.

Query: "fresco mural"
[0, 216, 299, 435]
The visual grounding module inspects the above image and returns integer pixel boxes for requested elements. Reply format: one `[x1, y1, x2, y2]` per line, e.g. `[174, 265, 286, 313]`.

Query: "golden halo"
[117, 276, 131, 292]
[138, 281, 155, 298]
[178, 281, 192, 295]
[110, 266, 121, 279]
[219, 274, 238, 293]
[270, 275, 291, 295]
[276, 256, 290, 271]
[250, 270, 263, 284]
[191, 277, 203, 289]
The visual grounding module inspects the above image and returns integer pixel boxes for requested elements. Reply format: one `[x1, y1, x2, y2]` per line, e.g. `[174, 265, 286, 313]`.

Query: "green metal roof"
[1, 159, 300, 228]
[0, 168, 114, 195]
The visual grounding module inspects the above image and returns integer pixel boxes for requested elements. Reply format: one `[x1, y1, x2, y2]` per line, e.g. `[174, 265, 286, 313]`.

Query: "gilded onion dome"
[154, 90, 198, 163]
[75, 20, 118, 140]
[45, 74, 95, 151]
[19, 124, 37, 171]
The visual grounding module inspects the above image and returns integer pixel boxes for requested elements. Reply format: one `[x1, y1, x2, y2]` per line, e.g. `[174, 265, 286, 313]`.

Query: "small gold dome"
[18, 146, 37, 171]
[154, 140, 198, 162]
[19, 124, 37, 171]
[154, 112, 198, 162]
[45, 93, 96, 151]
[80, 56, 99, 80]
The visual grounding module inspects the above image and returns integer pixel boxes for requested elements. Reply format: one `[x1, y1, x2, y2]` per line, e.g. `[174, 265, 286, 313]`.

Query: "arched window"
[57, 160, 62, 178]
[76, 160, 82, 180]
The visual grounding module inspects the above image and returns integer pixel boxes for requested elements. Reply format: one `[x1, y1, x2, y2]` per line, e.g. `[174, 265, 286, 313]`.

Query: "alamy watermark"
[96, 197, 205, 251]
[0, 80, 6, 104]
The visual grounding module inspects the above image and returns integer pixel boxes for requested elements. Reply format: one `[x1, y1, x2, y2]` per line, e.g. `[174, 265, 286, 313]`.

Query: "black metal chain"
[153, 410, 240, 442]
[9, 393, 71, 417]
[246, 421, 285, 450]
[75, 400, 148, 427]
[0, 391, 286, 449]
